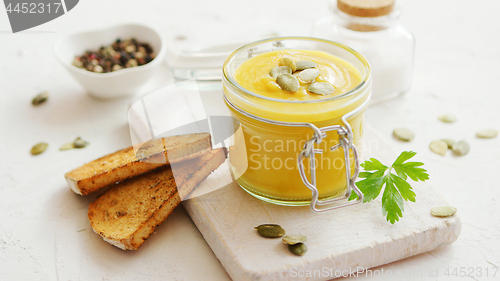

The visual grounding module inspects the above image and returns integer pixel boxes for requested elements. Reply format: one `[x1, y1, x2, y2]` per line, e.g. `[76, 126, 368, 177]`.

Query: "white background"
[0, 0, 499, 280]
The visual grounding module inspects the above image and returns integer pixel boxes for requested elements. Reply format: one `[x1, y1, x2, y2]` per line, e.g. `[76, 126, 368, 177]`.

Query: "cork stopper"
[337, 0, 395, 17]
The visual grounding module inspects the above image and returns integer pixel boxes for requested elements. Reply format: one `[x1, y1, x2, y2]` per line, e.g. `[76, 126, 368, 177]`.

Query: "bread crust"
[65, 133, 212, 195]
[88, 148, 227, 250]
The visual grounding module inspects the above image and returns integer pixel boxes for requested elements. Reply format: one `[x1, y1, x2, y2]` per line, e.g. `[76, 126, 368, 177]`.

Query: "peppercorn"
[126, 59, 138, 68]
[72, 37, 155, 73]
[93, 65, 103, 73]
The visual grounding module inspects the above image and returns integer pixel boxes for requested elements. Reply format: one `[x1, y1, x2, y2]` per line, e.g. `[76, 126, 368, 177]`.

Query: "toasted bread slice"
[88, 148, 227, 250]
[65, 133, 212, 195]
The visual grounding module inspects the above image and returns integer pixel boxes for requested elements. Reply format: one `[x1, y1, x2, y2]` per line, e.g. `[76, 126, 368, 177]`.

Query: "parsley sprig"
[349, 151, 429, 224]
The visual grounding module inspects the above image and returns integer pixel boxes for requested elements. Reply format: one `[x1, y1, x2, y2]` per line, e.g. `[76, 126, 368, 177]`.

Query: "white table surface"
[1, 0, 499, 280]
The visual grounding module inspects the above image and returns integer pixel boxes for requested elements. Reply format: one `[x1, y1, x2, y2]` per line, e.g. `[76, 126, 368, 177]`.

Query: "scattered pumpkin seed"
[32, 91, 48, 106]
[73, 137, 89, 148]
[297, 69, 320, 83]
[308, 82, 335, 95]
[392, 128, 414, 142]
[452, 140, 470, 156]
[288, 243, 307, 256]
[276, 74, 300, 92]
[476, 129, 498, 139]
[438, 114, 457, 123]
[295, 60, 317, 71]
[31, 142, 48, 155]
[279, 58, 296, 72]
[269, 66, 292, 78]
[282, 235, 307, 245]
[440, 139, 456, 149]
[59, 143, 75, 151]
[429, 140, 448, 156]
[431, 206, 457, 217]
[255, 224, 286, 238]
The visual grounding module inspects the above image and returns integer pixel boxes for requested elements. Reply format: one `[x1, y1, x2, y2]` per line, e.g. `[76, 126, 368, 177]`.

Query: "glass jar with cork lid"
[313, 0, 415, 103]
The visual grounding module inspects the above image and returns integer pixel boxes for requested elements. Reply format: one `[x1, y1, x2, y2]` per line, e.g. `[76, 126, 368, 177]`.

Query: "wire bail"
[297, 116, 364, 213]
[223, 94, 368, 213]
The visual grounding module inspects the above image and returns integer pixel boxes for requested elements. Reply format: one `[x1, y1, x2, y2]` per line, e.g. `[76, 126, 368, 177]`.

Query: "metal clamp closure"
[297, 119, 364, 213]
[223, 94, 368, 213]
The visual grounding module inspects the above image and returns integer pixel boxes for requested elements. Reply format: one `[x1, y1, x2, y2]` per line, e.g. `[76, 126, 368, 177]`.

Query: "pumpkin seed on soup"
[282, 235, 307, 245]
[279, 58, 296, 72]
[31, 142, 48, 155]
[276, 74, 300, 92]
[393, 128, 414, 142]
[288, 243, 307, 256]
[255, 224, 285, 238]
[452, 140, 470, 156]
[429, 140, 448, 156]
[308, 82, 335, 95]
[431, 206, 457, 217]
[297, 69, 320, 83]
[295, 60, 317, 71]
[269, 66, 292, 78]
[476, 129, 498, 139]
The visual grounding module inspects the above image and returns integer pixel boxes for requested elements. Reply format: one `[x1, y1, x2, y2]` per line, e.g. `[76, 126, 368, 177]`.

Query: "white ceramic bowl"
[53, 23, 166, 99]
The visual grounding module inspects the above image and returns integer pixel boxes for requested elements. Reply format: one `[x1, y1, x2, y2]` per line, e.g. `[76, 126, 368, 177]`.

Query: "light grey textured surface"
[0, 0, 499, 280]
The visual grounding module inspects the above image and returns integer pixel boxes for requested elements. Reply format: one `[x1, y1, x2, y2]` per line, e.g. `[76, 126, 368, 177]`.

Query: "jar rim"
[222, 36, 371, 104]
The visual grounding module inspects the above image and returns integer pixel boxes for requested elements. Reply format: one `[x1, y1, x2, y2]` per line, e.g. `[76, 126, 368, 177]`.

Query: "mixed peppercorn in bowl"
[72, 38, 156, 73]
[53, 23, 166, 99]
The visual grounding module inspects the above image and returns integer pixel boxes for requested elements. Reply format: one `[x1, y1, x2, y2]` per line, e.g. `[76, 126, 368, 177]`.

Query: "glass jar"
[312, 0, 414, 103]
[222, 37, 371, 210]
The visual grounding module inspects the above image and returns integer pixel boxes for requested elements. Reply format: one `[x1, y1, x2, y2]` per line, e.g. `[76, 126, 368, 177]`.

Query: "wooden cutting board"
[183, 124, 461, 281]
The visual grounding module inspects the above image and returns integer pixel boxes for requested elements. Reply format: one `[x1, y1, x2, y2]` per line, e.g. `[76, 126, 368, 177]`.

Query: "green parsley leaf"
[362, 158, 387, 171]
[382, 178, 404, 223]
[392, 151, 429, 182]
[349, 151, 428, 224]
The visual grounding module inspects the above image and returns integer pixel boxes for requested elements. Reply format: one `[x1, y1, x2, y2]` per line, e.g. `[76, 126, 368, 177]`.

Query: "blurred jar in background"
[313, 0, 415, 103]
